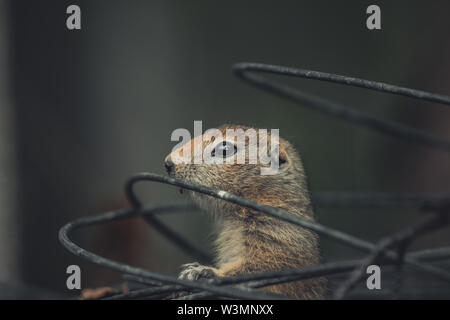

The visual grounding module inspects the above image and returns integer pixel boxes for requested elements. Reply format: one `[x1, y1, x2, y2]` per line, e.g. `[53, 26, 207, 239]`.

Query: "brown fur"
[165, 124, 327, 299]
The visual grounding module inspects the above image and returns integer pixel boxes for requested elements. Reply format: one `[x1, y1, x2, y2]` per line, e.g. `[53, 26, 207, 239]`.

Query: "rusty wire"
[59, 63, 450, 300]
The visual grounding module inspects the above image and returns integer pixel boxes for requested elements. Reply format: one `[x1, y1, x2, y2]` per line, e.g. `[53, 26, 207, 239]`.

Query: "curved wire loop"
[233, 63, 450, 152]
[59, 173, 450, 300]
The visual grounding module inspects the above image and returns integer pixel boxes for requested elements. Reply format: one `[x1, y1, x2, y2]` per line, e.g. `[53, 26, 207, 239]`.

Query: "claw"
[178, 262, 217, 281]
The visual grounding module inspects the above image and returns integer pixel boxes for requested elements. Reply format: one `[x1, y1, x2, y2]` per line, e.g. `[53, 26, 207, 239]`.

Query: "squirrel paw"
[178, 262, 218, 281]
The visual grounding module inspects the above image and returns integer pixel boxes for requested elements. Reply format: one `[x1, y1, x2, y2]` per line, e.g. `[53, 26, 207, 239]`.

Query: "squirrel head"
[164, 124, 312, 219]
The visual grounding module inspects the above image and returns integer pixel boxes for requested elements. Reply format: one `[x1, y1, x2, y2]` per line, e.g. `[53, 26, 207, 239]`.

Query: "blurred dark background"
[0, 0, 449, 298]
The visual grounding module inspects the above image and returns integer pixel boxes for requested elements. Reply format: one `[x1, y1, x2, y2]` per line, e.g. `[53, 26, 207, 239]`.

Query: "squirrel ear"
[279, 147, 288, 166]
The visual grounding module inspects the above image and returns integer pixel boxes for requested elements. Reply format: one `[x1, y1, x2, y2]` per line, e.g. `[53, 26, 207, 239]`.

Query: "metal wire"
[59, 63, 450, 300]
[233, 63, 450, 152]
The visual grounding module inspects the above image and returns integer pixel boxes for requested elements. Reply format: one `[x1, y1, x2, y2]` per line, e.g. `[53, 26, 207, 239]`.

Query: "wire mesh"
[58, 63, 450, 300]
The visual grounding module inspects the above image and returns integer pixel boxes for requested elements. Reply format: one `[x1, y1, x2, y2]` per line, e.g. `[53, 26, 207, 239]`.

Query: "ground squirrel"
[164, 124, 326, 299]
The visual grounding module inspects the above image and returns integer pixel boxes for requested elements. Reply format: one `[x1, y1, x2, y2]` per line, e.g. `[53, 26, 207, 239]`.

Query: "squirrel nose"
[164, 155, 175, 175]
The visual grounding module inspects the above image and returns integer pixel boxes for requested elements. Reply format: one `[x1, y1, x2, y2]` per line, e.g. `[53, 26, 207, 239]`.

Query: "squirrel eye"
[211, 141, 237, 158]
